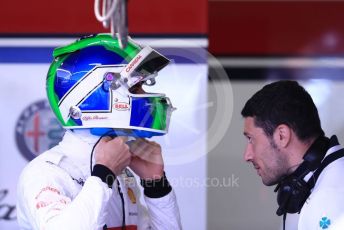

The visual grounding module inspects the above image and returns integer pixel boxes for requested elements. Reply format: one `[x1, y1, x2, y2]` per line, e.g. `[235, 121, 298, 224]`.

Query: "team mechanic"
[242, 81, 344, 230]
[17, 34, 182, 230]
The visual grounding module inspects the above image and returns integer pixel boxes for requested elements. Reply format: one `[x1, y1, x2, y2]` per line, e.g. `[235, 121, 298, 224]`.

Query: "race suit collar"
[57, 130, 100, 176]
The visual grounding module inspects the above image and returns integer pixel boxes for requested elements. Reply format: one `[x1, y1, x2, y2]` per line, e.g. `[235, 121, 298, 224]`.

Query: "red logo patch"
[114, 102, 130, 111]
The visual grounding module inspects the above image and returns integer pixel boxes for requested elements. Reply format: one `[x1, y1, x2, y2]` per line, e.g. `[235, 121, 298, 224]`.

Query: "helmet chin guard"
[46, 34, 174, 137]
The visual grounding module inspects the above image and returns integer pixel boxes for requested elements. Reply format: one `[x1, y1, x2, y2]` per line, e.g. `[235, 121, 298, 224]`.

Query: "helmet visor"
[130, 96, 174, 132]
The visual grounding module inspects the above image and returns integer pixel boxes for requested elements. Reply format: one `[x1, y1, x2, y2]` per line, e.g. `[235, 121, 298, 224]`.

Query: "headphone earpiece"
[275, 174, 311, 216]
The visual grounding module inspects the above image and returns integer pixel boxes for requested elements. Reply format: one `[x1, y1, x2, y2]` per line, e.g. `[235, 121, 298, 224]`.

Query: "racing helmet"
[46, 34, 174, 138]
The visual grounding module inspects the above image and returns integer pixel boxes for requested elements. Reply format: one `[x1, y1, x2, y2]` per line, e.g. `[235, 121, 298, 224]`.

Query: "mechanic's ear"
[273, 124, 291, 148]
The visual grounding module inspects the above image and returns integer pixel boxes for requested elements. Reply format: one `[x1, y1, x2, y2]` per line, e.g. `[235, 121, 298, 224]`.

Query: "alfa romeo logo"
[15, 99, 65, 161]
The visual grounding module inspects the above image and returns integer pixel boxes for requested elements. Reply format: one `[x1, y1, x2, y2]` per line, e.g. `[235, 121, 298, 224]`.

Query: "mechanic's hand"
[128, 138, 164, 180]
[95, 136, 131, 175]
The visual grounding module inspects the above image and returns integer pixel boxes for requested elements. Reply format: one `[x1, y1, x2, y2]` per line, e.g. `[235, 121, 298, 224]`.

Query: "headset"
[274, 135, 330, 216]
[274, 135, 344, 230]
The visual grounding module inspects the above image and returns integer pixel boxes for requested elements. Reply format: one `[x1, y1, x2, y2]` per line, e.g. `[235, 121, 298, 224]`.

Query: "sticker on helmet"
[114, 102, 130, 111]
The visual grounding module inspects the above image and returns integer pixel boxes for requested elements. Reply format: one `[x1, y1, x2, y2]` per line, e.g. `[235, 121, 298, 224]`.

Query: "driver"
[16, 34, 182, 230]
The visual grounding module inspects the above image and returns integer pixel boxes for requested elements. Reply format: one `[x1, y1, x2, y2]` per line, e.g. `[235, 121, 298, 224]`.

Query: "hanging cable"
[94, 0, 128, 49]
[90, 131, 126, 229]
[90, 130, 116, 175]
[117, 179, 126, 230]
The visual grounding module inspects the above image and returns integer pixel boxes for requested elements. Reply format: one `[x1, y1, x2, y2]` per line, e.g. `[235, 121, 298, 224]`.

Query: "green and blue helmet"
[46, 34, 174, 138]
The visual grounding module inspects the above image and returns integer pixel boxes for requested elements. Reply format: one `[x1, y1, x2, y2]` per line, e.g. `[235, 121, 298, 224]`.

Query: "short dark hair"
[241, 80, 324, 141]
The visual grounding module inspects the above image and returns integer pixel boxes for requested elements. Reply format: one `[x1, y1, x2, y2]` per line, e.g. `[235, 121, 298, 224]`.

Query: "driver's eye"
[129, 82, 144, 94]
